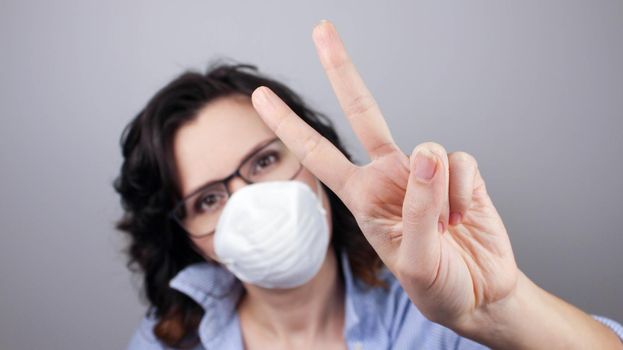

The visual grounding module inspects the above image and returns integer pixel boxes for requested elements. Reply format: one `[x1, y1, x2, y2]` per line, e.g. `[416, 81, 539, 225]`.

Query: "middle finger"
[312, 20, 397, 160]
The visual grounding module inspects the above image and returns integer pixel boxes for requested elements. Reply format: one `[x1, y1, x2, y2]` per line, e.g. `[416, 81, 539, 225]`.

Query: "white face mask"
[214, 180, 329, 289]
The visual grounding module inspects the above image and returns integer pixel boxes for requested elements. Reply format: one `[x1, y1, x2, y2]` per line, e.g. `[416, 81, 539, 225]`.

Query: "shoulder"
[127, 311, 166, 350]
[126, 310, 205, 350]
[363, 268, 488, 349]
[128, 309, 204, 350]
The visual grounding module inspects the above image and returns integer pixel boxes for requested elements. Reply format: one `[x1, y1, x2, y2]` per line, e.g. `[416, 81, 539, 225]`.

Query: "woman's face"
[172, 94, 333, 261]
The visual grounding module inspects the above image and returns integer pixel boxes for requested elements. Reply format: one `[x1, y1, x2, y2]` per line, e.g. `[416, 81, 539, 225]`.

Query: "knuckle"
[449, 192, 471, 209]
[449, 188, 471, 201]
[414, 141, 448, 160]
[449, 151, 478, 169]
[322, 51, 350, 72]
[272, 110, 295, 137]
[404, 200, 438, 223]
[344, 94, 377, 119]
[300, 133, 322, 164]
[271, 116, 287, 136]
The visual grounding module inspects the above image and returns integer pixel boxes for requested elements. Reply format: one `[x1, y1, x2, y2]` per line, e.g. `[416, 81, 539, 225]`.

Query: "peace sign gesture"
[248, 21, 623, 348]
[250, 20, 518, 333]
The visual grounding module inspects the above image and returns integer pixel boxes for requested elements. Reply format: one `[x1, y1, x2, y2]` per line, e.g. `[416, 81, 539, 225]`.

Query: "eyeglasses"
[170, 137, 303, 238]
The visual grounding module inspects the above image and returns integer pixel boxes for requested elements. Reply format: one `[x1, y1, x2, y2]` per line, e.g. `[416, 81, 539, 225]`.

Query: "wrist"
[455, 270, 549, 349]
[454, 270, 623, 350]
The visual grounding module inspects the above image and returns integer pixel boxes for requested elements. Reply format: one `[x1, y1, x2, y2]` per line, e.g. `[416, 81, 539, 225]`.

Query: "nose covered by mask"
[214, 180, 329, 289]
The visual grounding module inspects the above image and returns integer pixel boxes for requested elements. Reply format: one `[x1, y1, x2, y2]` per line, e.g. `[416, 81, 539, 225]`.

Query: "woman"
[115, 21, 623, 349]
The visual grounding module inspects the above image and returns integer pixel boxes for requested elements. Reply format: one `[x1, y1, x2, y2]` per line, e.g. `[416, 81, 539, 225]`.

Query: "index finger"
[251, 86, 357, 203]
[313, 20, 397, 159]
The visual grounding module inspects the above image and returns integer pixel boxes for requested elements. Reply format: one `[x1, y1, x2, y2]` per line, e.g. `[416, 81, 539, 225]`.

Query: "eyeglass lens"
[176, 139, 301, 237]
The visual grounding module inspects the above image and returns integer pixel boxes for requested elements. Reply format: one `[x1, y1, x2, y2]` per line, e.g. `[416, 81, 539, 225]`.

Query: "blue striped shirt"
[128, 251, 623, 349]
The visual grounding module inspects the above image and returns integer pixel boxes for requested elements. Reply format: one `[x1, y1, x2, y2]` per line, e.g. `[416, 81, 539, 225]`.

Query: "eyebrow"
[181, 136, 278, 200]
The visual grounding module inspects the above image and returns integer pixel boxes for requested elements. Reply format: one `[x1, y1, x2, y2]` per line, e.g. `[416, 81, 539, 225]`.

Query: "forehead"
[172, 94, 275, 197]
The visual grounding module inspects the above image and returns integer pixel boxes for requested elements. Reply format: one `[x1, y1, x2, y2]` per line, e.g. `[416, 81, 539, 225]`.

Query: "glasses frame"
[169, 136, 304, 238]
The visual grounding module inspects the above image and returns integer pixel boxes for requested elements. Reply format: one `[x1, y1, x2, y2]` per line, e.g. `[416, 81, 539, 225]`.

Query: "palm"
[252, 21, 520, 327]
[426, 177, 517, 321]
[348, 152, 410, 240]
[343, 145, 517, 322]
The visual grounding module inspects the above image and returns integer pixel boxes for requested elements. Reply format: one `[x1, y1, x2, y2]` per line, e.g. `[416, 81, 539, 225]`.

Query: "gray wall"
[1, 0, 621, 349]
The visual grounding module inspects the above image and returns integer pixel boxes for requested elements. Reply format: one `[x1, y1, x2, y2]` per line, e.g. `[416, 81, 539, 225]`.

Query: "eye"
[251, 151, 280, 175]
[194, 192, 226, 214]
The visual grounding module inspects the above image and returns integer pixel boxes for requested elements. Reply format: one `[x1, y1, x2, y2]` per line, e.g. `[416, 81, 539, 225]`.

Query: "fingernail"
[256, 86, 269, 102]
[313, 20, 333, 44]
[414, 148, 437, 181]
[254, 87, 274, 110]
[438, 221, 445, 233]
[449, 212, 463, 226]
[252, 87, 280, 130]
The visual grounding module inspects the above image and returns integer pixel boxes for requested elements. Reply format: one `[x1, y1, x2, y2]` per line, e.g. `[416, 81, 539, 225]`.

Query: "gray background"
[1, 0, 621, 349]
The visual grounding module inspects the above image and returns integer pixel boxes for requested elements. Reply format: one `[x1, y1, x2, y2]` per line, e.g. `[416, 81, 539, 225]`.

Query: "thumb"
[400, 144, 449, 282]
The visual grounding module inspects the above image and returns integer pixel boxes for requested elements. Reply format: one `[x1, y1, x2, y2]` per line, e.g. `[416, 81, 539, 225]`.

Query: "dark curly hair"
[114, 62, 385, 348]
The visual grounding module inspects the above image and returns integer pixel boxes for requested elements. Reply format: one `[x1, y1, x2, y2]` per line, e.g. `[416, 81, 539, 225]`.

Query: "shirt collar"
[169, 261, 243, 347]
[339, 251, 390, 345]
[169, 249, 386, 347]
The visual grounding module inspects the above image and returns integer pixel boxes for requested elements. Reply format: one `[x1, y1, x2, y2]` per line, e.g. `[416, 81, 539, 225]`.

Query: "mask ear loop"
[315, 178, 327, 214]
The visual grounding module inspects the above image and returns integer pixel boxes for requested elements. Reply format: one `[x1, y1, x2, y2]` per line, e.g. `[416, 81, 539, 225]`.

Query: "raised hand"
[250, 20, 518, 332]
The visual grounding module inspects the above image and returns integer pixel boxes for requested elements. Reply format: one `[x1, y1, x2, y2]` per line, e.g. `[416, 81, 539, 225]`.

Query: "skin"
[173, 95, 346, 349]
[248, 20, 622, 349]
[173, 21, 622, 349]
